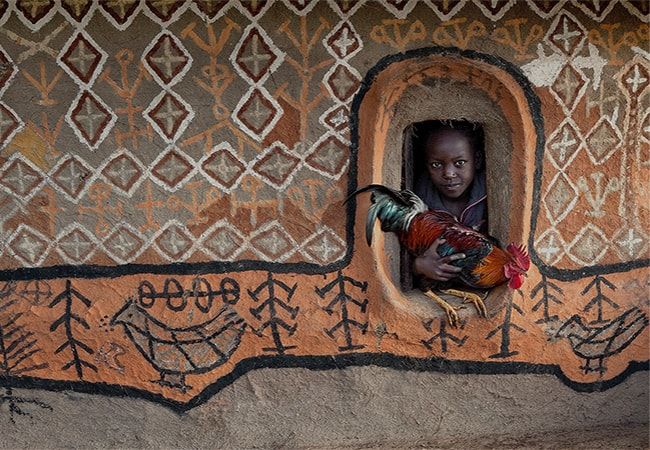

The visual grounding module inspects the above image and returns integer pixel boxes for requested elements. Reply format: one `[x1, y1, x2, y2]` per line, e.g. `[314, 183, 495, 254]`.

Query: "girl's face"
[424, 130, 477, 200]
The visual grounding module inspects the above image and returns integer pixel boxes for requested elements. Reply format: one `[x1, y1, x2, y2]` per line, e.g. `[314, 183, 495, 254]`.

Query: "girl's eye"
[430, 162, 441, 169]
[455, 160, 466, 167]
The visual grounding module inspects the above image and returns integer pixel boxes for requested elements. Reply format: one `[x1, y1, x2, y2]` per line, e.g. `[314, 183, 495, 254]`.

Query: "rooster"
[351, 184, 530, 326]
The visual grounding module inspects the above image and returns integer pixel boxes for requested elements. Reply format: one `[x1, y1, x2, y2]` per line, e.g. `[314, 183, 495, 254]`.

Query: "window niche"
[358, 55, 535, 319]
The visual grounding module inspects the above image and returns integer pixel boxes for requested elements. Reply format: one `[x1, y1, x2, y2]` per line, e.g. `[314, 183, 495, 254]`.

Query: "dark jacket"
[414, 171, 487, 232]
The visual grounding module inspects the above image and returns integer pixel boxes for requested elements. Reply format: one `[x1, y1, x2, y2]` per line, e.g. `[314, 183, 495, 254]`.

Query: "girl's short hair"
[413, 119, 485, 171]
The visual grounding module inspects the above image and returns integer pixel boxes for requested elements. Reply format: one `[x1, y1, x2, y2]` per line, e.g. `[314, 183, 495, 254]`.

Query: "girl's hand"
[413, 238, 465, 281]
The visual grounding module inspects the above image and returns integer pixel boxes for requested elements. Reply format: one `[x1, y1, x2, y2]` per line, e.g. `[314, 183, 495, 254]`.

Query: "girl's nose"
[443, 166, 456, 178]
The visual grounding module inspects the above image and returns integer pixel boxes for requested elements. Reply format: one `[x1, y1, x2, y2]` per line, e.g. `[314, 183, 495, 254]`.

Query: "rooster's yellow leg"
[423, 290, 464, 328]
[440, 289, 488, 318]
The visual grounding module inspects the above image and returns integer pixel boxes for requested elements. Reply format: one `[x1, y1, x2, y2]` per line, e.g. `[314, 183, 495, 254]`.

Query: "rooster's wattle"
[352, 184, 530, 326]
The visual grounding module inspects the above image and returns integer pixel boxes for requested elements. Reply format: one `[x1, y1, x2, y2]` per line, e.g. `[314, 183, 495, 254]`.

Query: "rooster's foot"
[441, 289, 488, 318]
[423, 291, 465, 328]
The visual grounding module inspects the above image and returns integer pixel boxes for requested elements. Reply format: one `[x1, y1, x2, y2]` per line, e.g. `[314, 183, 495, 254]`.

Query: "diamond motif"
[56, 225, 96, 264]
[200, 146, 246, 190]
[7, 225, 49, 266]
[253, 145, 300, 188]
[534, 228, 566, 265]
[0, 103, 22, 148]
[145, 0, 185, 22]
[551, 64, 587, 112]
[543, 172, 578, 224]
[101, 150, 144, 195]
[300, 227, 346, 264]
[567, 224, 608, 265]
[59, 32, 106, 85]
[325, 64, 360, 102]
[322, 105, 350, 133]
[547, 12, 586, 56]
[250, 221, 296, 261]
[145, 91, 193, 142]
[0, 47, 17, 96]
[51, 155, 93, 201]
[622, 64, 649, 97]
[155, 222, 194, 260]
[60, 0, 95, 22]
[326, 22, 361, 60]
[613, 226, 647, 260]
[305, 135, 349, 179]
[201, 221, 245, 260]
[585, 118, 621, 164]
[234, 27, 281, 84]
[151, 148, 194, 190]
[0, 157, 44, 199]
[192, 0, 230, 19]
[68, 91, 116, 149]
[233, 88, 282, 140]
[16, 0, 55, 25]
[144, 32, 191, 86]
[99, 0, 140, 28]
[103, 223, 145, 263]
[547, 120, 582, 169]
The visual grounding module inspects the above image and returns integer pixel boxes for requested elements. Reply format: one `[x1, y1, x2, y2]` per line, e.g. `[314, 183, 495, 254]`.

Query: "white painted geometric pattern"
[566, 223, 609, 265]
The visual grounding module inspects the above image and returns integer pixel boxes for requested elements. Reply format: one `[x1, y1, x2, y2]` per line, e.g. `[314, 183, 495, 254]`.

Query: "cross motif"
[331, 67, 355, 97]
[334, 28, 356, 56]
[156, 153, 189, 182]
[55, 160, 84, 193]
[75, 97, 106, 138]
[20, 0, 51, 18]
[67, 40, 96, 75]
[625, 65, 648, 94]
[617, 229, 643, 256]
[14, 231, 46, 264]
[109, 231, 137, 258]
[242, 95, 271, 129]
[551, 127, 577, 162]
[160, 227, 189, 255]
[154, 95, 185, 134]
[554, 67, 579, 104]
[554, 16, 581, 53]
[59, 231, 92, 260]
[539, 233, 561, 261]
[239, 33, 272, 79]
[103, 0, 136, 18]
[106, 157, 139, 187]
[308, 233, 341, 262]
[150, 36, 186, 80]
[2, 161, 41, 195]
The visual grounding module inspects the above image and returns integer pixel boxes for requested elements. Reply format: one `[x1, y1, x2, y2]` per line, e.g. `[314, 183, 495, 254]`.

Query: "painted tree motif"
[486, 291, 527, 359]
[249, 272, 299, 354]
[49, 280, 97, 379]
[316, 270, 368, 352]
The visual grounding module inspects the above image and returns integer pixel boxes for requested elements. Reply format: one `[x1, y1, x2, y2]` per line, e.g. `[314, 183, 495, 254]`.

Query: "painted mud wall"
[0, 0, 647, 441]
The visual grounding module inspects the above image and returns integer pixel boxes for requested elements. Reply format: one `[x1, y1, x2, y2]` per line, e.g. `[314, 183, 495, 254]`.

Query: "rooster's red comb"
[506, 243, 530, 271]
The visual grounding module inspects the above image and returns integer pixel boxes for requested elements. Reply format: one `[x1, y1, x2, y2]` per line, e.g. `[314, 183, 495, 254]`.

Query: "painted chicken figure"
[352, 184, 530, 326]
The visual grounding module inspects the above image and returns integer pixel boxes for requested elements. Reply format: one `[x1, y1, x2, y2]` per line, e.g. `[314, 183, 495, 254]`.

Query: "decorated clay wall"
[0, 0, 647, 445]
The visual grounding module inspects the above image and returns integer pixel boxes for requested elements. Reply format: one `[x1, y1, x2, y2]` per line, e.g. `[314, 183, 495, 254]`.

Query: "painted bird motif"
[551, 307, 648, 374]
[111, 299, 246, 392]
[351, 184, 530, 326]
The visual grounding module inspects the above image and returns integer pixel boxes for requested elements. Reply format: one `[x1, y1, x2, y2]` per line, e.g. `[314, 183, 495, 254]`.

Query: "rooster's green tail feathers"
[347, 184, 427, 246]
